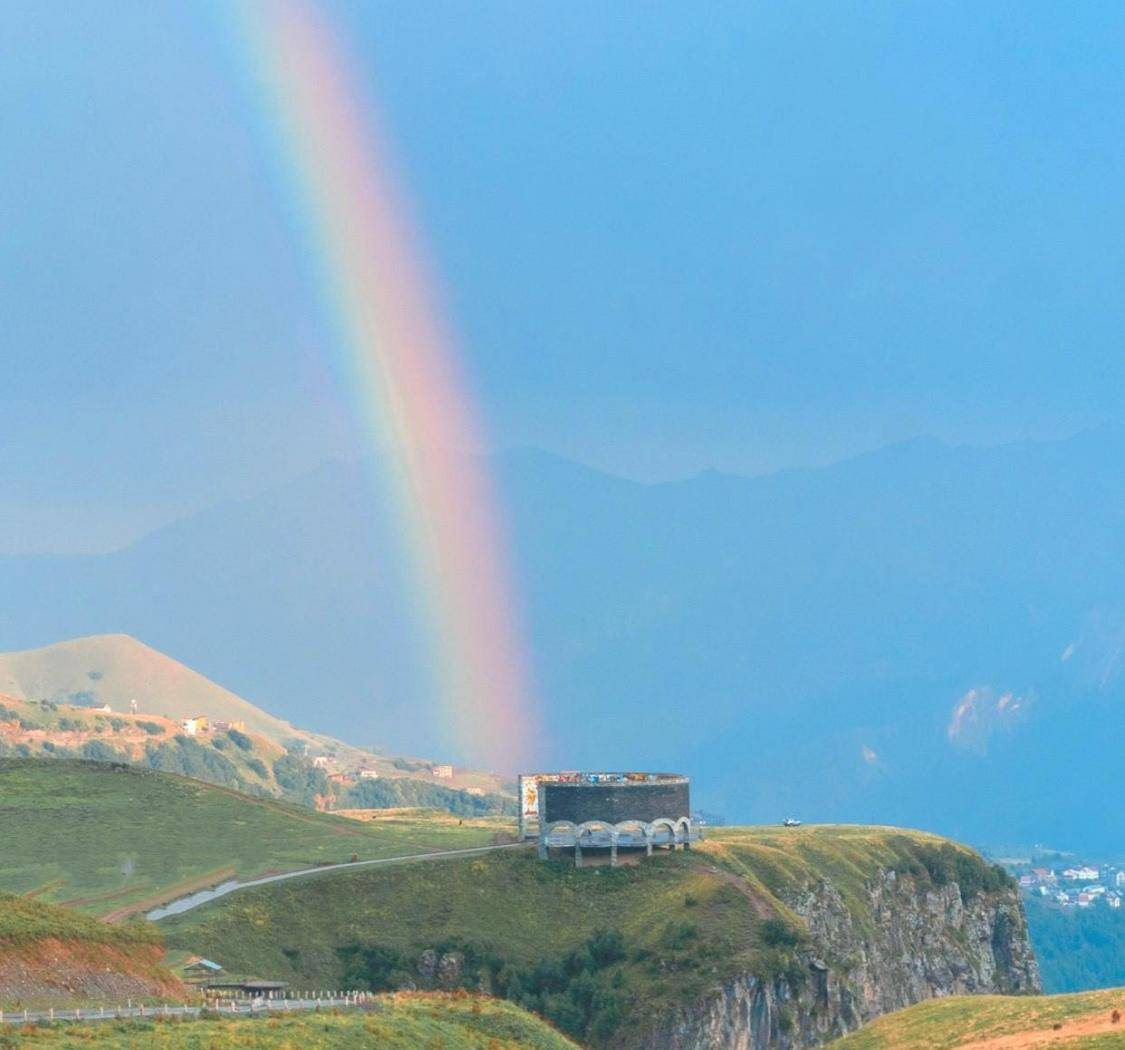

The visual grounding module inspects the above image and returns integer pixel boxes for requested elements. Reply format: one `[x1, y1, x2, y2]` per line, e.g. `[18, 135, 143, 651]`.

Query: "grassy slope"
[0, 893, 156, 948]
[0, 634, 509, 795]
[0, 635, 300, 746]
[0, 695, 294, 798]
[0, 995, 578, 1049]
[0, 760, 508, 916]
[161, 825, 1008, 1046]
[829, 988, 1125, 1049]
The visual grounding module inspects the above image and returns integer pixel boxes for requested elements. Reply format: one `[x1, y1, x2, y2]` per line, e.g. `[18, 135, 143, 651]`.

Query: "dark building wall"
[541, 780, 690, 825]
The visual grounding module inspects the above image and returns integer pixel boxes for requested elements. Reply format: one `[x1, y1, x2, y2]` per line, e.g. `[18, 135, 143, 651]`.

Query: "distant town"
[997, 852, 1125, 912]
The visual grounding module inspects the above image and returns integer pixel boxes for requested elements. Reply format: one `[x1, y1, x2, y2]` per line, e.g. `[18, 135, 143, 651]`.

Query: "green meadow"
[829, 988, 1125, 1049]
[0, 759, 508, 917]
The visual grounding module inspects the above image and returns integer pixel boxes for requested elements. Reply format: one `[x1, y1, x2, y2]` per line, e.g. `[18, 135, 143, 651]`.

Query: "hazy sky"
[4, 1, 1125, 552]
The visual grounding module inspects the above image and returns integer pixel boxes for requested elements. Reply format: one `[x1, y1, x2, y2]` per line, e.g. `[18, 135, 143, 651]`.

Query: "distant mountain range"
[4, 430, 1125, 847]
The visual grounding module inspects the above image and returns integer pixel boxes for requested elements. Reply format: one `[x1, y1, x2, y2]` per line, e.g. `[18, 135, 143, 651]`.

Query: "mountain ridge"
[3, 430, 1125, 844]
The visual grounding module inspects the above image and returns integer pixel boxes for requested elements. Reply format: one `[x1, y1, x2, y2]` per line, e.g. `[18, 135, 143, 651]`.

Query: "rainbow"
[233, 1, 535, 770]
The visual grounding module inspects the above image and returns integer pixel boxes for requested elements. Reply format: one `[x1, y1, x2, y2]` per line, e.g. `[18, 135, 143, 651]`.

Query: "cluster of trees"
[889, 837, 1013, 900]
[340, 777, 514, 817]
[273, 750, 328, 806]
[1027, 895, 1125, 993]
[337, 930, 629, 1043]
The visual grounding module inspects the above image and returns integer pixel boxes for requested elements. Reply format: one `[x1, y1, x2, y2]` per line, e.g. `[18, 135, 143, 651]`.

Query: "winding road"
[146, 841, 531, 920]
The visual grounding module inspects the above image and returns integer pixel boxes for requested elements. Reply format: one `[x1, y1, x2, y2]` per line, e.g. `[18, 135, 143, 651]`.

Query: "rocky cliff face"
[644, 868, 1039, 1049]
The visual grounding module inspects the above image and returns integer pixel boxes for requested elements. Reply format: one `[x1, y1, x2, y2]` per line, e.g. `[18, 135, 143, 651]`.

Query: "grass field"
[0, 760, 511, 917]
[0, 994, 577, 1049]
[160, 824, 1001, 1046]
[0, 893, 156, 948]
[830, 988, 1125, 1048]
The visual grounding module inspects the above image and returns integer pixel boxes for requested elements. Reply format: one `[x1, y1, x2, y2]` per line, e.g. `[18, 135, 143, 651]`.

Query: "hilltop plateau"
[159, 824, 1039, 1048]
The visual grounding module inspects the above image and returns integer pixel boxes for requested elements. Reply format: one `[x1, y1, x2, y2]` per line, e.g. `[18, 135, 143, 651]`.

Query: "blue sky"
[4, 1, 1125, 552]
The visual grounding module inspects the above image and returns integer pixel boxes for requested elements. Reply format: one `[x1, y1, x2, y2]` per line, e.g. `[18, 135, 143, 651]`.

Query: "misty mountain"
[4, 430, 1125, 848]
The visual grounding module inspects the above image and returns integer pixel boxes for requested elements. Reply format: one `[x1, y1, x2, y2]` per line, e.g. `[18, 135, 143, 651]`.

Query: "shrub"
[137, 721, 164, 736]
[759, 918, 802, 949]
[81, 740, 123, 763]
[226, 729, 253, 751]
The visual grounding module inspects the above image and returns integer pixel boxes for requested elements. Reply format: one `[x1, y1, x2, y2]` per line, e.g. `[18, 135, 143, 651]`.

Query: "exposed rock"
[417, 949, 437, 983]
[641, 869, 1039, 1049]
[0, 939, 187, 1005]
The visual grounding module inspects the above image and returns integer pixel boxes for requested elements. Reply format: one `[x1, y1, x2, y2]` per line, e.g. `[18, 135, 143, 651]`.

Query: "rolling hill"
[159, 825, 1036, 1048]
[0, 892, 183, 1008]
[6, 432, 1125, 845]
[0, 634, 298, 745]
[0, 634, 509, 798]
[828, 988, 1125, 1049]
[0, 759, 510, 919]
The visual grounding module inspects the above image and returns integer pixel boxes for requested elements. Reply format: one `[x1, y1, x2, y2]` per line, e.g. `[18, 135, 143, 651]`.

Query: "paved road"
[0, 994, 379, 1026]
[147, 841, 530, 920]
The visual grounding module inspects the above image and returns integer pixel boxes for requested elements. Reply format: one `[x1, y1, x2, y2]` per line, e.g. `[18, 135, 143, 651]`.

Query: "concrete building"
[521, 771, 699, 867]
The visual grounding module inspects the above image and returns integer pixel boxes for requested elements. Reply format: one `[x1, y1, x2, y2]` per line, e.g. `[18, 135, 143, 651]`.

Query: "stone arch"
[576, 820, 618, 868]
[544, 820, 579, 839]
[676, 817, 693, 850]
[615, 819, 654, 856]
[650, 817, 678, 848]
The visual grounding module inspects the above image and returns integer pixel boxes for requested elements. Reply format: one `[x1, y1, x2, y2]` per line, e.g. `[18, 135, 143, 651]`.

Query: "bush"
[81, 740, 124, 763]
[586, 929, 626, 969]
[273, 753, 328, 805]
[137, 721, 164, 736]
[226, 729, 253, 751]
[245, 757, 268, 778]
[759, 918, 802, 949]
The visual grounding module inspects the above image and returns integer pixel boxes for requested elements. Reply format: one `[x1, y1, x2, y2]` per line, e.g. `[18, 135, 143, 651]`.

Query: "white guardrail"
[0, 992, 379, 1026]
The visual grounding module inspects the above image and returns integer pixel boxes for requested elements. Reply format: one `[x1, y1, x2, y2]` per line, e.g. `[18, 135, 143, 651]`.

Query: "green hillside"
[0, 892, 156, 949]
[0, 634, 305, 746]
[829, 988, 1125, 1049]
[160, 824, 1009, 1047]
[0, 693, 513, 815]
[0, 994, 578, 1049]
[0, 759, 510, 918]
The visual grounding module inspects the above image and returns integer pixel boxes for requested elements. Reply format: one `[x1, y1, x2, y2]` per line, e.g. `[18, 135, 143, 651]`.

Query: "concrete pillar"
[645, 833, 653, 857]
[538, 835, 548, 861]
[610, 836, 618, 867]
[574, 842, 583, 868]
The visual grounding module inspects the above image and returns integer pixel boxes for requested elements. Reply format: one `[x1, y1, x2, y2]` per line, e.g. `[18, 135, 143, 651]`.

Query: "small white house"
[431, 764, 454, 779]
[358, 768, 379, 780]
